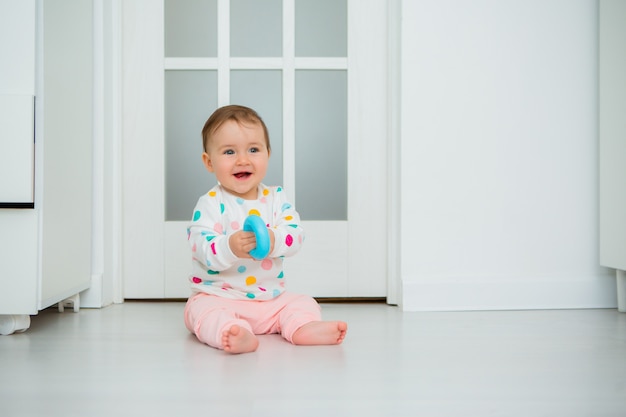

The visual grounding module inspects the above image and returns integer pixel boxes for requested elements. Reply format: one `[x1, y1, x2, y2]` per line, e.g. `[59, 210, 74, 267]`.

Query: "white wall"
[400, 0, 616, 311]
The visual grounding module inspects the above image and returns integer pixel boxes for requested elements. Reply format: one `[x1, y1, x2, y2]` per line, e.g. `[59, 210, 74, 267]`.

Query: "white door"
[122, 0, 390, 300]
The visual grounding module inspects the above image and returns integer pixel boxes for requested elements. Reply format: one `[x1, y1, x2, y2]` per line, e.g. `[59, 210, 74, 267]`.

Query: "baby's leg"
[278, 293, 347, 345]
[185, 293, 258, 353]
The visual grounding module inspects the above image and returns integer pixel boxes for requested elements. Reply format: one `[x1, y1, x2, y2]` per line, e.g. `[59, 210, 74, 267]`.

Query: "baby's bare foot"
[222, 325, 259, 354]
[291, 321, 347, 346]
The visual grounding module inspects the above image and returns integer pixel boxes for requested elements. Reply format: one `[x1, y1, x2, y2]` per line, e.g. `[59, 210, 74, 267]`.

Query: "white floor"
[1, 302, 625, 417]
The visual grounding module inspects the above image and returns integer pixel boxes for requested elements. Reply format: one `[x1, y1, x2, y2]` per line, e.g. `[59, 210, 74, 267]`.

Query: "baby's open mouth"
[234, 172, 251, 179]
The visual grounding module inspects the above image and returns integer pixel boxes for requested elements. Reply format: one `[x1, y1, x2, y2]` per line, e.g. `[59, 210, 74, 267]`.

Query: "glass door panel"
[295, 70, 347, 220]
[165, 0, 218, 57]
[231, 0, 282, 57]
[165, 70, 218, 221]
[295, 0, 347, 57]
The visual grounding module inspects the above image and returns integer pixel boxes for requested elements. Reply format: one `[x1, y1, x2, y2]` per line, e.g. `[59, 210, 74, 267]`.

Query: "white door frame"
[82, 0, 124, 306]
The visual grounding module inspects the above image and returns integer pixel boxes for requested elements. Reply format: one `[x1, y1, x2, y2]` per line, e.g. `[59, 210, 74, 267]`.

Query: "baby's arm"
[188, 197, 238, 271]
[270, 191, 304, 258]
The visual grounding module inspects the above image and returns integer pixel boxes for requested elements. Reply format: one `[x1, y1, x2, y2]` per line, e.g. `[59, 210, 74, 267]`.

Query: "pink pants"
[184, 291, 322, 349]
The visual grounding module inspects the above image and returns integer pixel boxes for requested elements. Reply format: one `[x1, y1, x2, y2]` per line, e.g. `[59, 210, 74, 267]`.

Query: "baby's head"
[201, 105, 270, 153]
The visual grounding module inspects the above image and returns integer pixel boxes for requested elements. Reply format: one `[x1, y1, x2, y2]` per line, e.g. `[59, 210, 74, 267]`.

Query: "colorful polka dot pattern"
[187, 184, 304, 301]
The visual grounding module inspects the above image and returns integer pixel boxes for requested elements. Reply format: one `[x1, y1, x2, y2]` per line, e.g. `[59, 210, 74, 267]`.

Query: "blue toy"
[243, 215, 270, 260]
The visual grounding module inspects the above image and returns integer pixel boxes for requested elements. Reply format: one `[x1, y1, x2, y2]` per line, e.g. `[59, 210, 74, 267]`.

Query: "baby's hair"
[201, 105, 270, 153]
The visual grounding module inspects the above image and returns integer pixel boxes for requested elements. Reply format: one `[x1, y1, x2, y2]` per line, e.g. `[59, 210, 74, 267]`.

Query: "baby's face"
[202, 120, 270, 200]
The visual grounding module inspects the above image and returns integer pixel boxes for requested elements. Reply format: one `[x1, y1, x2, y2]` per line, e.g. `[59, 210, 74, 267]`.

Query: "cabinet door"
[599, 0, 626, 270]
[0, 95, 34, 206]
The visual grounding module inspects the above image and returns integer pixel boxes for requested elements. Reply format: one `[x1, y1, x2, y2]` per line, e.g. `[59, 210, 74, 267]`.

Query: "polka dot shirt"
[187, 184, 304, 301]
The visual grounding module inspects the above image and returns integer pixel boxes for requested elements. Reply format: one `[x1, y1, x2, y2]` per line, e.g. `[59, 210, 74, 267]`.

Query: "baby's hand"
[229, 231, 257, 259]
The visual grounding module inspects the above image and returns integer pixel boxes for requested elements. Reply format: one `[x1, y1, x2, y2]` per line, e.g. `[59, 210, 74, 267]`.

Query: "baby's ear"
[202, 152, 214, 173]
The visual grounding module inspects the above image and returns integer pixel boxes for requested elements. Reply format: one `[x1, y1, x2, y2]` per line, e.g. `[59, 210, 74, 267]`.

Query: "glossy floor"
[1, 302, 625, 417]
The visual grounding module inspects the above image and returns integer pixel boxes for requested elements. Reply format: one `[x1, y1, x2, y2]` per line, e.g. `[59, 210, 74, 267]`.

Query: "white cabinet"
[0, 0, 93, 334]
[599, 0, 626, 312]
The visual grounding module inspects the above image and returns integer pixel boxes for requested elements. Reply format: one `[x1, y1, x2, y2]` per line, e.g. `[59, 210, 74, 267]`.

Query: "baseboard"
[401, 274, 618, 311]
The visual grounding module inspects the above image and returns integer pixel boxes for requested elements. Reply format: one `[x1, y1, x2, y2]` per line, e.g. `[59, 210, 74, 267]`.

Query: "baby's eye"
[224, 149, 235, 155]
[249, 147, 259, 153]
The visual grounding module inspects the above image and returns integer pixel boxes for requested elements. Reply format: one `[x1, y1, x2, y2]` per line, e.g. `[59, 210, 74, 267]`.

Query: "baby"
[184, 105, 347, 353]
